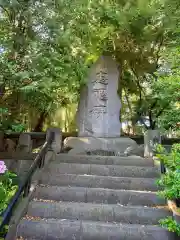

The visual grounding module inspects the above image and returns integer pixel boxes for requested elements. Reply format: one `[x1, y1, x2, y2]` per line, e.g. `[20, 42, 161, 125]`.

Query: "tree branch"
[130, 66, 145, 96]
[0, 5, 10, 19]
[155, 34, 164, 65]
[156, 103, 170, 119]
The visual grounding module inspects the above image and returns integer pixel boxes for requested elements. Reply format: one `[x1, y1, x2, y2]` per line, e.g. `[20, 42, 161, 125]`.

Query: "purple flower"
[0, 161, 7, 174]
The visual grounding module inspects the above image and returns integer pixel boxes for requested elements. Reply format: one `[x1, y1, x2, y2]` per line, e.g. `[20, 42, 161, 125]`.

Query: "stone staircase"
[16, 154, 176, 240]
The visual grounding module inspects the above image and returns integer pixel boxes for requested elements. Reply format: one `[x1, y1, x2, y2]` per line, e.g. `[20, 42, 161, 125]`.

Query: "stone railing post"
[46, 128, 62, 154]
[16, 133, 32, 179]
[44, 128, 62, 165]
[144, 130, 161, 158]
[17, 133, 32, 153]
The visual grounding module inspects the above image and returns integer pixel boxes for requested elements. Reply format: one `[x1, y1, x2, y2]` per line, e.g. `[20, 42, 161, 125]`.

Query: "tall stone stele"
[77, 56, 121, 137]
[65, 56, 138, 154]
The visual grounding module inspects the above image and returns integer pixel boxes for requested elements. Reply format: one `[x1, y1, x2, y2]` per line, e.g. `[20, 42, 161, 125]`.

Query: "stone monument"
[77, 56, 121, 137]
[65, 56, 138, 154]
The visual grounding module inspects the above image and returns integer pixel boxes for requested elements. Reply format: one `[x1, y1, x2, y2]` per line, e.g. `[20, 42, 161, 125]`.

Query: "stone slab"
[40, 173, 159, 191]
[27, 200, 169, 225]
[54, 154, 154, 166]
[124, 144, 144, 157]
[34, 186, 165, 206]
[46, 162, 159, 178]
[17, 219, 175, 240]
[17, 219, 81, 240]
[64, 136, 138, 153]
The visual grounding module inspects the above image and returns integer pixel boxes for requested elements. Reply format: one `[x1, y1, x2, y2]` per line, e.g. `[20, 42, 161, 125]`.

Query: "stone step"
[54, 154, 154, 166]
[27, 200, 170, 225]
[34, 185, 166, 206]
[17, 219, 176, 240]
[45, 163, 159, 178]
[40, 173, 159, 191]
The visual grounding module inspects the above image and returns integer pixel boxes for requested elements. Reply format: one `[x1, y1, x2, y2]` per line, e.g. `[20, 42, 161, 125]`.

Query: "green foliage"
[156, 144, 180, 171]
[0, 0, 88, 131]
[157, 143, 180, 235]
[82, 0, 180, 132]
[0, 107, 26, 133]
[157, 171, 180, 199]
[132, 68, 180, 130]
[0, 161, 18, 238]
[0, 171, 18, 214]
[0, 0, 180, 132]
[159, 217, 180, 236]
[157, 144, 180, 200]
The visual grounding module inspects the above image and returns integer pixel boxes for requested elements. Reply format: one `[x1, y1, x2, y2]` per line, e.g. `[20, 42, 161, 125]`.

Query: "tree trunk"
[33, 111, 48, 132]
[117, 61, 123, 135]
[149, 110, 156, 130]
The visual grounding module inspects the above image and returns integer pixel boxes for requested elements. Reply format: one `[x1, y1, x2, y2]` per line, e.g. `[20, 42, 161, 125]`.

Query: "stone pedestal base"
[64, 137, 138, 155]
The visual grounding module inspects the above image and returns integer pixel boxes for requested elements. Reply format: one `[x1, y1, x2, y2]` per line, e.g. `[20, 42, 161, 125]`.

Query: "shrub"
[0, 161, 18, 215]
[156, 144, 180, 235]
[159, 217, 180, 236]
[157, 144, 180, 201]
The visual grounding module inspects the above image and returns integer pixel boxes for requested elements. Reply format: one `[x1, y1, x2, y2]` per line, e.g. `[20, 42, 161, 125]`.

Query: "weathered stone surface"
[34, 186, 165, 206]
[17, 219, 81, 240]
[38, 185, 164, 206]
[85, 188, 165, 206]
[46, 162, 91, 175]
[34, 186, 87, 203]
[17, 133, 32, 153]
[64, 136, 138, 153]
[46, 162, 159, 178]
[76, 56, 121, 138]
[28, 200, 170, 225]
[144, 130, 161, 157]
[40, 173, 159, 191]
[76, 86, 91, 137]
[81, 221, 175, 240]
[17, 219, 175, 240]
[124, 144, 144, 157]
[55, 154, 153, 166]
[15, 133, 32, 178]
[68, 148, 87, 155]
[15, 146, 173, 240]
[68, 148, 127, 156]
[46, 127, 62, 153]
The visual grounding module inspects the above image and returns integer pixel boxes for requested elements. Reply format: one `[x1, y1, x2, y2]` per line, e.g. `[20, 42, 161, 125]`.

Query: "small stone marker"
[144, 130, 161, 157]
